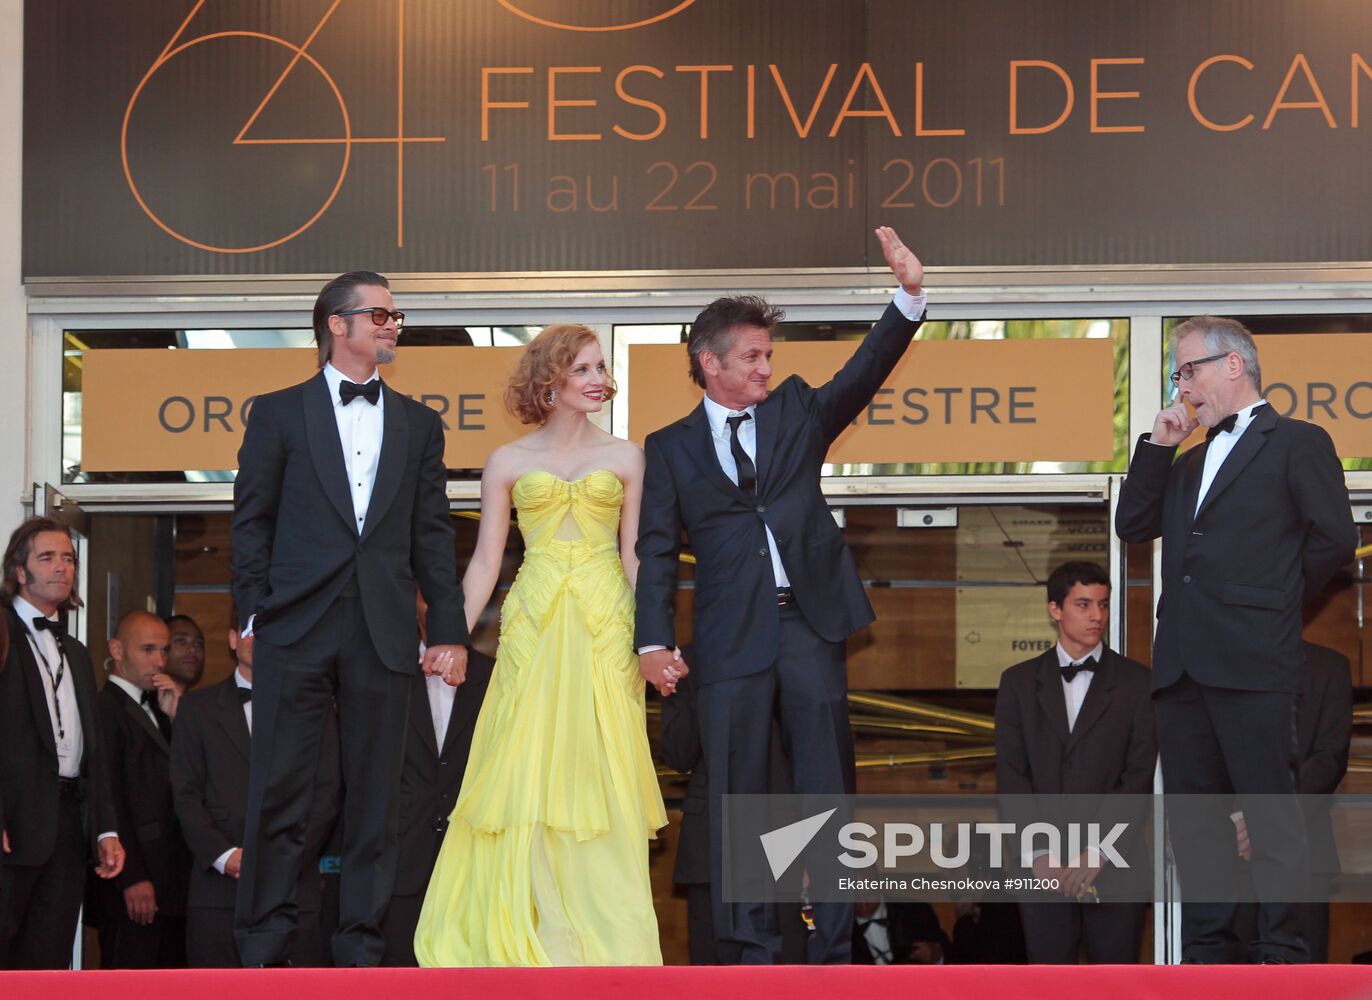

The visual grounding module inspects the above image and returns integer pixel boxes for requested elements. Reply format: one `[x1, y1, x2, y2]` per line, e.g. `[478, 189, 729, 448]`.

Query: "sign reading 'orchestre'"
[80, 338, 1117, 473]
[23, 0, 1372, 277]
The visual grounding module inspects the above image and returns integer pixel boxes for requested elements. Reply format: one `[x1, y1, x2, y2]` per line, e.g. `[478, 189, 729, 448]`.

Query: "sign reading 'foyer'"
[23, 0, 1372, 277]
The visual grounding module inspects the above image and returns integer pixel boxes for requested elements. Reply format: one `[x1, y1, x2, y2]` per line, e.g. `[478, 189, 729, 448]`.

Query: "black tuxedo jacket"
[170, 677, 341, 910]
[1297, 641, 1352, 876]
[994, 648, 1157, 798]
[392, 650, 493, 897]
[91, 682, 191, 918]
[0, 606, 113, 866]
[1115, 406, 1355, 693]
[635, 303, 923, 684]
[232, 372, 468, 669]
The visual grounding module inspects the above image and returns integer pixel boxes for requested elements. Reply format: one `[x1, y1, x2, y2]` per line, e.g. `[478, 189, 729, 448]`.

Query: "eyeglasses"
[1169, 352, 1230, 386]
[335, 306, 405, 330]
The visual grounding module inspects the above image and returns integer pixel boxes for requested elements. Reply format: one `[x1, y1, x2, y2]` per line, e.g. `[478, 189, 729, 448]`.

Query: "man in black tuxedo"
[994, 560, 1156, 963]
[171, 618, 341, 967]
[0, 517, 124, 968]
[1116, 315, 1356, 963]
[232, 270, 470, 967]
[89, 611, 190, 968]
[635, 227, 925, 963]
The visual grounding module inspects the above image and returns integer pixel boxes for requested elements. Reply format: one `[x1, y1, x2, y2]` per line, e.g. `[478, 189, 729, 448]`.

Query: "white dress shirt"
[1195, 400, 1266, 513]
[107, 673, 160, 729]
[1056, 640, 1104, 732]
[321, 361, 385, 534]
[213, 668, 254, 876]
[702, 393, 792, 589]
[12, 595, 83, 779]
[858, 901, 895, 964]
[426, 672, 456, 750]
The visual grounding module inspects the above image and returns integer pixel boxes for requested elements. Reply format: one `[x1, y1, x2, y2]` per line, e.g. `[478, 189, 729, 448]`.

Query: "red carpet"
[3, 965, 1372, 999]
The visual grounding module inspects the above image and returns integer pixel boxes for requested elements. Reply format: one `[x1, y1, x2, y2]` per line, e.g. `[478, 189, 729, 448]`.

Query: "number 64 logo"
[121, 1, 700, 255]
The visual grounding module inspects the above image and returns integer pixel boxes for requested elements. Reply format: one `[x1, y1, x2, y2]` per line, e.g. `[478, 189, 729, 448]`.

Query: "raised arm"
[461, 448, 515, 636]
[617, 446, 646, 589]
[814, 226, 925, 441]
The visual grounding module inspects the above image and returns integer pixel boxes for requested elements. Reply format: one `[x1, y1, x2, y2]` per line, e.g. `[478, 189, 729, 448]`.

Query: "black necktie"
[1205, 412, 1239, 441]
[725, 413, 757, 495]
[339, 379, 381, 406]
[141, 689, 174, 741]
[236, 686, 252, 704]
[32, 616, 65, 635]
[1061, 656, 1098, 683]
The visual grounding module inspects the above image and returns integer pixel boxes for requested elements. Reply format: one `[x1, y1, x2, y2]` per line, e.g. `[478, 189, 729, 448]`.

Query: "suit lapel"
[752, 394, 776, 492]
[215, 680, 251, 764]
[8, 611, 58, 759]
[1065, 650, 1115, 751]
[361, 383, 409, 541]
[1194, 404, 1277, 522]
[1034, 651, 1071, 745]
[118, 686, 170, 754]
[303, 372, 358, 534]
[1181, 446, 1204, 529]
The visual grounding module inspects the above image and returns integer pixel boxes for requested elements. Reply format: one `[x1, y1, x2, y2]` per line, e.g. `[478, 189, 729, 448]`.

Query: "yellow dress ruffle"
[414, 469, 667, 967]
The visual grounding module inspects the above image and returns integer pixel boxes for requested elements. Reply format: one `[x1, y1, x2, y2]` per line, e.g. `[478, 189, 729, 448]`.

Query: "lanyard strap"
[27, 631, 67, 742]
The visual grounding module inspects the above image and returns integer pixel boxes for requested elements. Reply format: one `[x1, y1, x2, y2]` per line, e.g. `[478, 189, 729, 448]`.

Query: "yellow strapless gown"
[414, 469, 667, 967]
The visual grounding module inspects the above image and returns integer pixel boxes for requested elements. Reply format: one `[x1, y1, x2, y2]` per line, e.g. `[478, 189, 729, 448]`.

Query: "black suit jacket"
[231, 372, 468, 669]
[1297, 641, 1352, 876]
[91, 682, 191, 919]
[0, 606, 113, 866]
[635, 303, 923, 684]
[392, 651, 493, 897]
[170, 677, 342, 910]
[995, 648, 1156, 797]
[1115, 406, 1356, 693]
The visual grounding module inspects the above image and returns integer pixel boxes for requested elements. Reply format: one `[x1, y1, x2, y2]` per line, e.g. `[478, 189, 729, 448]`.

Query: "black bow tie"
[140, 689, 156, 707]
[339, 379, 381, 406]
[1205, 412, 1239, 441]
[1061, 656, 1098, 683]
[236, 686, 252, 704]
[32, 616, 65, 635]
[857, 916, 888, 928]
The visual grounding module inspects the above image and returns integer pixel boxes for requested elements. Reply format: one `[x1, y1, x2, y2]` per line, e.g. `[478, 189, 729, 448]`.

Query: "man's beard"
[375, 345, 397, 365]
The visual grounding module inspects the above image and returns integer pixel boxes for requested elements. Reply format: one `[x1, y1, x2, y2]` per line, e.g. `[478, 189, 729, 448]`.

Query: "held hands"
[639, 647, 688, 697]
[1150, 403, 1199, 447]
[421, 644, 468, 687]
[123, 880, 157, 925]
[1032, 851, 1102, 899]
[96, 836, 125, 879]
[1234, 814, 1252, 862]
[151, 673, 184, 719]
[875, 226, 924, 295]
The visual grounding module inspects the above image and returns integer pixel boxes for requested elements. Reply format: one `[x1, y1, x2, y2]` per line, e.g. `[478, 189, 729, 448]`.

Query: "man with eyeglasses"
[231, 271, 469, 968]
[1115, 315, 1355, 964]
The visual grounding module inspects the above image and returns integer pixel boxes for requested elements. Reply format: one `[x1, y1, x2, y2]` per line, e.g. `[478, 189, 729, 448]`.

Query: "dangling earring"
[546, 389, 557, 407]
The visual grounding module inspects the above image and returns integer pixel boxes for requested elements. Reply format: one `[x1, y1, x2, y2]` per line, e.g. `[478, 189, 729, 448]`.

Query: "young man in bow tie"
[994, 560, 1155, 963]
[1116, 315, 1356, 963]
[231, 271, 468, 967]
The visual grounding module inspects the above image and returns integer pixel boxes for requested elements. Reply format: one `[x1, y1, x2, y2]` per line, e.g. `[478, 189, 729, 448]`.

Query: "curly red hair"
[504, 324, 616, 425]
